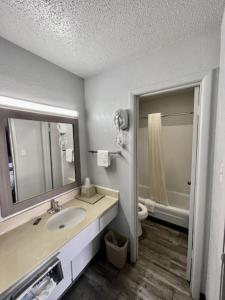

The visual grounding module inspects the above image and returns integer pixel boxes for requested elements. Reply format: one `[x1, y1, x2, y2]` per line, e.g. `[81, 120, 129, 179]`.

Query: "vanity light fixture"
[0, 95, 79, 118]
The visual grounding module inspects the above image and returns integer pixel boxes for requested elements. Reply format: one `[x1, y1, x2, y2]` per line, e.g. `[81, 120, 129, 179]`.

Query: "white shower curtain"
[148, 113, 168, 205]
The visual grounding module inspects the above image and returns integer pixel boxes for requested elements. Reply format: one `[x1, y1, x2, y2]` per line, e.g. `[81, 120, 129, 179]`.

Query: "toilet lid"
[138, 203, 148, 214]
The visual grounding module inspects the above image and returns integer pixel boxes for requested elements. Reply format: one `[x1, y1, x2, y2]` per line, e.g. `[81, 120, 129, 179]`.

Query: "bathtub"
[139, 184, 189, 228]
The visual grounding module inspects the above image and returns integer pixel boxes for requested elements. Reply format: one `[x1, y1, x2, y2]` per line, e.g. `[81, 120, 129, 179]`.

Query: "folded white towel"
[66, 148, 74, 163]
[97, 150, 111, 167]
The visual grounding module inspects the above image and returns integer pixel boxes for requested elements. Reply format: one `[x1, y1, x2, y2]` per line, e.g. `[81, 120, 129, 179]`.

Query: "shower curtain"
[148, 113, 168, 205]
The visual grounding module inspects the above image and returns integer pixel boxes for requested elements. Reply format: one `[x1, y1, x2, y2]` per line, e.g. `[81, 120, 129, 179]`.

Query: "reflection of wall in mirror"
[9, 120, 76, 203]
[49, 123, 63, 189]
[55, 123, 76, 185]
[9, 119, 46, 202]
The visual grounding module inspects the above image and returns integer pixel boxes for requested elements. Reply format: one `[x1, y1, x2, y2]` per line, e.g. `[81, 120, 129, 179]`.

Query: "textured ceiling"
[0, 0, 224, 77]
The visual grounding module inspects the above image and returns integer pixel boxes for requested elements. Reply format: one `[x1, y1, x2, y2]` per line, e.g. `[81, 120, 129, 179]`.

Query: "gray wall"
[0, 36, 88, 180]
[9, 119, 46, 201]
[0, 37, 88, 221]
[84, 29, 221, 293]
[206, 12, 225, 300]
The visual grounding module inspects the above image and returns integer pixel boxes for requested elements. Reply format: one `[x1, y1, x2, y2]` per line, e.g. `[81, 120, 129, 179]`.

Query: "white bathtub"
[139, 184, 189, 228]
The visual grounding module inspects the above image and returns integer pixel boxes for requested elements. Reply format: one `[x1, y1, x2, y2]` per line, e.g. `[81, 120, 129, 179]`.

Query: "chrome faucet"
[47, 199, 61, 214]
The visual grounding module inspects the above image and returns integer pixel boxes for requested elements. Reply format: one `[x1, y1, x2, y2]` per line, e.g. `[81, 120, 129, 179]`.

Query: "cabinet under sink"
[48, 203, 118, 300]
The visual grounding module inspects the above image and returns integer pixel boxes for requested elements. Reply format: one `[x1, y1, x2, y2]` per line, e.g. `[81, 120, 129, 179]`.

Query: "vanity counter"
[0, 189, 119, 296]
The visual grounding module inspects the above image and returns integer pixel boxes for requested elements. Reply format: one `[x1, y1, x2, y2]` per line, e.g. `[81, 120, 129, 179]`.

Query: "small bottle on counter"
[81, 177, 96, 198]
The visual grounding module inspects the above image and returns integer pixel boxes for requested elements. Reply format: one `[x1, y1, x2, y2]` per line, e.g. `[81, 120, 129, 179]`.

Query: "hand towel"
[66, 148, 74, 163]
[97, 150, 111, 167]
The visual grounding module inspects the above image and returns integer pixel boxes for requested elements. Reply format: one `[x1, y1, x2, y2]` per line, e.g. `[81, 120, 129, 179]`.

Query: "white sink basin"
[47, 207, 86, 231]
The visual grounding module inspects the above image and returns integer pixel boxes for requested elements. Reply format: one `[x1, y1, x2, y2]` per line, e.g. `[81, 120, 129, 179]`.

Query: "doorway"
[130, 70, 217, 299]
[137, 86, 199, 283]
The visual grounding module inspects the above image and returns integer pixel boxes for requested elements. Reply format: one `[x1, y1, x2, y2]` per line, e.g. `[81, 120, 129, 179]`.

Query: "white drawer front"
[72, 235, 101, 280]
[99, 204, 118, 232]
[58, 218, 99, 264]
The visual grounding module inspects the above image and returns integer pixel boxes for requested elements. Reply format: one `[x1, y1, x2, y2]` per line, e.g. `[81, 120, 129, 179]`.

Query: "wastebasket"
[104, 230, 128, 269]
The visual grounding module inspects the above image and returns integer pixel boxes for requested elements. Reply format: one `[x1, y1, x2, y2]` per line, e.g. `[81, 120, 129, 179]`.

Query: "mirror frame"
[0, 108, 81, 217]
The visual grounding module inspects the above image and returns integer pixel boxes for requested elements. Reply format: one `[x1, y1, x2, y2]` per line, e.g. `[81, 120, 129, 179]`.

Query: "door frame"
[186, 85, 200, 281]
[129, 70, 217, 299]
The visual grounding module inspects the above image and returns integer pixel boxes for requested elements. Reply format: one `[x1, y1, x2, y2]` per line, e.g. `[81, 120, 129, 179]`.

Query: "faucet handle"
[55, 200, 61, 211]
[48, 199, 61, 214]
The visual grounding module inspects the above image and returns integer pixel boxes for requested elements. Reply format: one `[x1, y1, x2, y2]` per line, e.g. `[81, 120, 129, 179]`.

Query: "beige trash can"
[104, 230, 128, 269]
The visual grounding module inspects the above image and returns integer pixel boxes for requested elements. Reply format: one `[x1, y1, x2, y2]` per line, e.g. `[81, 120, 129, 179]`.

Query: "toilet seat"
[138, 203, 148, 220]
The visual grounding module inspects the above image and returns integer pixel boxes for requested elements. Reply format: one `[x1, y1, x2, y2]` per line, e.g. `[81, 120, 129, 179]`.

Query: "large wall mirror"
[0, 108, 81, 217]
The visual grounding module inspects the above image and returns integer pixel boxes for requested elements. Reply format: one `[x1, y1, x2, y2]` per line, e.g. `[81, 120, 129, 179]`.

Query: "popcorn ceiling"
[0, 0, 224, 77]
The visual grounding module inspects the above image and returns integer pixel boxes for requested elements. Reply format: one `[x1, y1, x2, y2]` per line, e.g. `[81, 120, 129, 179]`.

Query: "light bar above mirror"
[0, 95, 79, 118]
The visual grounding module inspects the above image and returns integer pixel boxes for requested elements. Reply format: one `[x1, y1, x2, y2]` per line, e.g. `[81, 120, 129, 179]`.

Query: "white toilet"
[138, 202, 148, 237]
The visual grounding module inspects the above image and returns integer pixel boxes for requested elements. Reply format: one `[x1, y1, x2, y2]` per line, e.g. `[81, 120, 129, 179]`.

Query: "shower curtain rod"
[140, 111, 193, 119]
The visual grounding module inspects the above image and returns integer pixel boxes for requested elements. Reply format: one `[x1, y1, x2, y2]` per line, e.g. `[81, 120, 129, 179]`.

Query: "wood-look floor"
[62, 218, 192, 300]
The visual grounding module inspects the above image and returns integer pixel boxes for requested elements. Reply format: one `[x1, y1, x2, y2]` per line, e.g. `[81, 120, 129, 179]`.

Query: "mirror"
[0, 108, 81, 217]
[8, 119, 76, 203]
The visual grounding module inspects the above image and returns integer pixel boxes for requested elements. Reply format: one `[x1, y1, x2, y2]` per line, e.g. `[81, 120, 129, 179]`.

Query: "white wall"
[206, 13, 225, 300]
[0, 36, 88, 180]
[84, 28, 221, 291]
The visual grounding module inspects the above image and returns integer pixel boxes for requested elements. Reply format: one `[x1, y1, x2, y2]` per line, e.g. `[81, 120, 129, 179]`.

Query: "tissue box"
[81, 185, 96, 198]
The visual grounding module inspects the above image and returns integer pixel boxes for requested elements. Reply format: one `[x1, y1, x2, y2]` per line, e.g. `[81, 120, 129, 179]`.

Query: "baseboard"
[147, 216, 188, 234]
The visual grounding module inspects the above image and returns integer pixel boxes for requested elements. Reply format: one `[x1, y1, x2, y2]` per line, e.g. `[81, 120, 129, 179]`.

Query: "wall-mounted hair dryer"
[57, 123, 67, 150]
[113, 109, 129, 147]
[113, 109, 129, 130]
[57, 123, 67, 135]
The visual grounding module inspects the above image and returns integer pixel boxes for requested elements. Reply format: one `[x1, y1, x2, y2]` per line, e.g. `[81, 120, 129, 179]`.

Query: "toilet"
[138, 202, 148, 237]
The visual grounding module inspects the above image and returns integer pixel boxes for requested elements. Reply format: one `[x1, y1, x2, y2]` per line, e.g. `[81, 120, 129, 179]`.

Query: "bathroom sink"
[47, 207, 86, 231]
